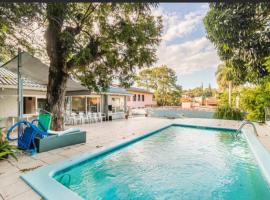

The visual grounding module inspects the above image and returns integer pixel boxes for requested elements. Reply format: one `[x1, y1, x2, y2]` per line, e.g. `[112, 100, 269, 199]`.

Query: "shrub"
[0, 127, 18, 160]
[240, 80, 270, 122]
[214, 106, 244, 120]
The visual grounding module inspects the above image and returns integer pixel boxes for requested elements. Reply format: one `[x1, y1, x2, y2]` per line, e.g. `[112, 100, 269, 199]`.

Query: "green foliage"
[204, 3, 270, 83]
[0, 127, 18, 160]
[0, 3, 43, 61]
[136, 65, 182, 106]
[240, 79, 270, 122]
[183, 85, 216, 98]
[214, 106, 244, 120]
[0, 3, 162, 91]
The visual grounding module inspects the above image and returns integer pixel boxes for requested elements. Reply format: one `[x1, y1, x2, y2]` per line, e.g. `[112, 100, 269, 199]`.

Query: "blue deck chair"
[7, 111, 52, 154]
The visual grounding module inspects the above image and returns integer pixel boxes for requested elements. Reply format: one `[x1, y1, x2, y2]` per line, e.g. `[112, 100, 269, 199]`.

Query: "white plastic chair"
[98, 112, 106, 122]
[87, 112, 93, 124]
[78, 112, 87, 124]
[70, 112, 80, 125]
[91, 113, 98, 123]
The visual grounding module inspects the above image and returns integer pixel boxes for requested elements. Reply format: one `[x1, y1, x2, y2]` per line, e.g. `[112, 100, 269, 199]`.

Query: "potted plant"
[0, 126, 18, 160]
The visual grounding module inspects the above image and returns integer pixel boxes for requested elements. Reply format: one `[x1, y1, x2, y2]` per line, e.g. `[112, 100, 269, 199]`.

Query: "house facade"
[0, 67, 47, 126]
[126, 87, 156, 109]
[0, 67, 131, 126]
[0, 53, 131, 126]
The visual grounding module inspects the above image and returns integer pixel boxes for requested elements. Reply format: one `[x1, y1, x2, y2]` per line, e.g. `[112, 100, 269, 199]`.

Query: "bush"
[0, 127, 18, 160]
[214, 106, 244, 120]
[240, 80, 270, 122]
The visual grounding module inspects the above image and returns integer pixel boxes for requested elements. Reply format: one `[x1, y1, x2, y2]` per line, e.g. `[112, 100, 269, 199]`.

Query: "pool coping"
[21, 123, 270, 200]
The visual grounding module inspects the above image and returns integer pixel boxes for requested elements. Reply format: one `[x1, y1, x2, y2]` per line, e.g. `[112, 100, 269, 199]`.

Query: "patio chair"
[91, 113, 99, 123]
[97, 112, 106, 122]
[70, 112, 81, 125]
[78, 112, 87, 124]
[7, 111, 86, 154]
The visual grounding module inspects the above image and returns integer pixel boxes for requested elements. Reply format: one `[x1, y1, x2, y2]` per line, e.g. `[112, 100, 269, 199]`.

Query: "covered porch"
[64, 87, 131, 125]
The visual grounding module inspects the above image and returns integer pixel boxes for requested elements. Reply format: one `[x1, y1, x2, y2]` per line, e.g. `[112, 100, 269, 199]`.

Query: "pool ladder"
[235, 120, 259, 137]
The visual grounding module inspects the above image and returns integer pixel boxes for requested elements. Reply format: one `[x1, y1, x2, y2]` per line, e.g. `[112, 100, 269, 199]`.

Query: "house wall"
[182, 102, 192, 109]
[127, 91, 156, 109]
[0, 88, 46, 126]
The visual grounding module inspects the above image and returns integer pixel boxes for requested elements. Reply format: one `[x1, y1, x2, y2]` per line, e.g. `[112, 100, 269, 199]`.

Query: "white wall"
[127, 92, 156, 109]
[0, 95, 17, 118]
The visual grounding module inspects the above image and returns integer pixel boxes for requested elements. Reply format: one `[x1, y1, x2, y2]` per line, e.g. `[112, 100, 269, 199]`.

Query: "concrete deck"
[0, 117, 269, 200]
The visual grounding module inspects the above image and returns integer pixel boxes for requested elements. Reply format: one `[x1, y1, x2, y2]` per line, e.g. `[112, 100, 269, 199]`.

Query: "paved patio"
[0, 117, 269, 200]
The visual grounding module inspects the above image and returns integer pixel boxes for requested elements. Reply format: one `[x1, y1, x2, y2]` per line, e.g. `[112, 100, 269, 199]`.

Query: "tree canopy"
[204, 3, 270, 84]
[136, 65, 182, 106]
[0, 3, 162, 129]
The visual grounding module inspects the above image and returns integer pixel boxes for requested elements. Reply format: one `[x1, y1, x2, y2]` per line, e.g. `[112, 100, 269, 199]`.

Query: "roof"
[126, 87, 153, 94]
[106, 86, 130, 95]
[0, 52, 130, 95]
[1, 52, 86, 91]
[0, 67, 46, 89]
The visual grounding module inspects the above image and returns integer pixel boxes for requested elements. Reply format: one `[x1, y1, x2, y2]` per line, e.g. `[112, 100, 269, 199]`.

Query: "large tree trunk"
[45, 4, 68, 130]
[46, 67, 68, 131]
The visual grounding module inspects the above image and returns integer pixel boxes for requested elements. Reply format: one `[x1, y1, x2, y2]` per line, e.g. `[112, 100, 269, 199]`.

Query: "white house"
[0, 52, 131, 126]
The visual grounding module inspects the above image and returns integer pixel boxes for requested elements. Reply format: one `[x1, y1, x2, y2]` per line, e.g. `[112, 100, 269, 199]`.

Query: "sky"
[153, 3, 221, 89]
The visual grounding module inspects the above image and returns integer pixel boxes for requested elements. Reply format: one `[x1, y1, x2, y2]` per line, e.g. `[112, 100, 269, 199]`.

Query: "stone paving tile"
[7, 190, 40, 200]
[0, 171, 21, 188]
[37, 153, 67, 165]
[0, 179, 31, 200]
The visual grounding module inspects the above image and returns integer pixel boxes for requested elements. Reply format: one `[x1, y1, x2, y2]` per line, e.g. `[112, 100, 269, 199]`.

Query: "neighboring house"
[0, 52, 131, 126]
[181, 97, 200, 109]
[204, 97, 218, 107]
[126, 87, 156, 109]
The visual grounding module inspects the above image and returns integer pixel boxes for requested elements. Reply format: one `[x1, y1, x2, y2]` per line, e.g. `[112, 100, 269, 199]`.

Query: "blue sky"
[154, 3, 220, 89]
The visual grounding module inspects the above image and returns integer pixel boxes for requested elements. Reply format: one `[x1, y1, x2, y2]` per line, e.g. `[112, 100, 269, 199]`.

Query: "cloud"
[152, 5, 221, 75]
[156, 37, 221, 75]
[163, 12, 204, 41]
[153, 6, 207, 42]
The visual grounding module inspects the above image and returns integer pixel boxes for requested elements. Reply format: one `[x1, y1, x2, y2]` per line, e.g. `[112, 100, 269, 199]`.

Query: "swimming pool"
[22, 124, 270, 200]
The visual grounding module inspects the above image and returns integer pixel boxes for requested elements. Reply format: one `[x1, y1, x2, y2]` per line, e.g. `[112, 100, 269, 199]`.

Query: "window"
[72, 97, 86, 113]
[23, 97, 36, 114]
[127, 96, 131, 101]
[111, 97, 124, 113]
[142, 95, 145, 102]
[37, 98, 46, 112]
[87, 97, 100, 113]
[138, 94, 140, 101]
[133, 94, 136, 101]
[152, 94, 155, 101]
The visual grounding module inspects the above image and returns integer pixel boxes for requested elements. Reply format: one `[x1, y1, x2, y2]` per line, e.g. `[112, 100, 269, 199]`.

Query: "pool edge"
[243, 128, 270, 186]
[21, 123, 270, 199]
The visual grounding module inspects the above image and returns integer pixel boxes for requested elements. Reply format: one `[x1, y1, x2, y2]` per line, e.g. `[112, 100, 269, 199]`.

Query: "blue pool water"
[54, 126, 270, 200]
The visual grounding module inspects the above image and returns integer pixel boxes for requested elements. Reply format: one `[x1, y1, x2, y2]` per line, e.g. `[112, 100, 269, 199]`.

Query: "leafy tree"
[240, 78, 270, 122]
[0, 3, 162, 130]
[136, 65, 182, 106]
[204, 83, 213, 97]
[215, 63, 241, 106]
[0, 3, 42, 61]
[204, 3, 270, 83]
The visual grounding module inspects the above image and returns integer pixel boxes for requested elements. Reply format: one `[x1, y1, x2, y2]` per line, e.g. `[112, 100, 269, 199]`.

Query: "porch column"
[124, 96, 127, 113]
[85, 96, 87, 113]
[103, 94, 108, 120]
